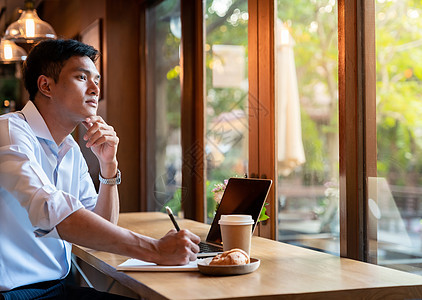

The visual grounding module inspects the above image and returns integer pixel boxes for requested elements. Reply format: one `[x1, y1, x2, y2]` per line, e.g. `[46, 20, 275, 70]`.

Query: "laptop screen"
[205, 177, 272, 246]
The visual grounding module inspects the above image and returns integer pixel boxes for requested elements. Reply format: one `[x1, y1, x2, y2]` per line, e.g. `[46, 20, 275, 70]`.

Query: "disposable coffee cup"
[218, 215, 254, 255]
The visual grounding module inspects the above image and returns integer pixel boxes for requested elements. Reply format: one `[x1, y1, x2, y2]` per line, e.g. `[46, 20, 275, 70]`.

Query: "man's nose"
[89, 80, 100, 96]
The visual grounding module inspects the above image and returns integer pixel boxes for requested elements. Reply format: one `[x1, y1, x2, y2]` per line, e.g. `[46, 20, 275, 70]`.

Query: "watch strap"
[99, 169, 121, 185]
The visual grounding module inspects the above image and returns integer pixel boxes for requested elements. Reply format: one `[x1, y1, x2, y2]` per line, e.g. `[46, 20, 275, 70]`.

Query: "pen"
[165, 206, 180, 232]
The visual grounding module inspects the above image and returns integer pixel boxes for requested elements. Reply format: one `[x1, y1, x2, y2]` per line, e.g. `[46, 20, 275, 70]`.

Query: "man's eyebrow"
[77, 67, 101, 80]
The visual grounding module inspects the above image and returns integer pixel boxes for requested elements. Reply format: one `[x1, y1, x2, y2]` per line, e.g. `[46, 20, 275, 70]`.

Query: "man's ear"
[37, 75, 53, 98]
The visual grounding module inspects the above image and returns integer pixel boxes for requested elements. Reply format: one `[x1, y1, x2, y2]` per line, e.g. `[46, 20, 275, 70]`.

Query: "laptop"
[197, 177, 272, 257]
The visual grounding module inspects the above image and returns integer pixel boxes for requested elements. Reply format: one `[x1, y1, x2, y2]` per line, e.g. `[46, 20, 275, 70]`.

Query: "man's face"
[49, 55, 100, 123]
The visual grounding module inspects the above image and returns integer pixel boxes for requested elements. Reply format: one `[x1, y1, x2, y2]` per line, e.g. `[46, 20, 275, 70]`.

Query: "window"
[145, 0, 182, 215]
[276, 0, 339, 255]
[205, 0, 249, 223]
[371, 0, 422, 274]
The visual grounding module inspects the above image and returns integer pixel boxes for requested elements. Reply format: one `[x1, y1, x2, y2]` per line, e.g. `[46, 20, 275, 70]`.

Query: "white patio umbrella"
[276, 20, 306, 176]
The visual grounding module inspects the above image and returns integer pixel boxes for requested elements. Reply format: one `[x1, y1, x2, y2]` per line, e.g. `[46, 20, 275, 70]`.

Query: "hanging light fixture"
[0, 38, 27, 63]
[4, 0, 56, 43]
[0, 1, 27, 63]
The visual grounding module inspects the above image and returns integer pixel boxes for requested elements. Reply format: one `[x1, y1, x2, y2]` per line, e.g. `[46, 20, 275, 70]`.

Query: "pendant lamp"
[0, 38, 27, 63]
[4, 0, 56, 43]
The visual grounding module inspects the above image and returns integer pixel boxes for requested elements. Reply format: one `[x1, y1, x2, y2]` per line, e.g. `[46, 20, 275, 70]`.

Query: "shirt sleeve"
[0, 117, 85, 238]
[78, 157, 98, 211]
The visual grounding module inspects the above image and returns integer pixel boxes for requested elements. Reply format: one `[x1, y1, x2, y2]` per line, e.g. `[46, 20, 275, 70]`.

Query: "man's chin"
[84, 109, 98, 119]
[78, 114, 96, 124]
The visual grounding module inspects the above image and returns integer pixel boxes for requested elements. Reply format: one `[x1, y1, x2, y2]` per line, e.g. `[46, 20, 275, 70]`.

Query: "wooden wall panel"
[42, 0, 105, 39]
[104, 0, 140, 212]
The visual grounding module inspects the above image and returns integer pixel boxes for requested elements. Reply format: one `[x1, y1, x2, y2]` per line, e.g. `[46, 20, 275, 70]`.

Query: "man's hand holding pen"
[147, 206, 200, 266]
[153, 229, 200, 265]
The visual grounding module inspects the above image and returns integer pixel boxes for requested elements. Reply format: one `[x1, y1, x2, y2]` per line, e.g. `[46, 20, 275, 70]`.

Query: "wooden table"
[72, 212, 422, 299]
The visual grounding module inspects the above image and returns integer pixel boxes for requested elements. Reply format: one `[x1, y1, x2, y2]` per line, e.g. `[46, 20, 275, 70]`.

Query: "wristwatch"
[99, 169, 121, 185]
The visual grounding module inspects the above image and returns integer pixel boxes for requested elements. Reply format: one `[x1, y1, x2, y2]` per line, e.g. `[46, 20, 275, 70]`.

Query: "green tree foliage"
[376, 1, 422, 187]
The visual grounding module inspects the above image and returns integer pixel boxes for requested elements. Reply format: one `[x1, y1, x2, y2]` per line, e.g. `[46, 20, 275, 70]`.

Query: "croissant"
[209, 248, 250, 266]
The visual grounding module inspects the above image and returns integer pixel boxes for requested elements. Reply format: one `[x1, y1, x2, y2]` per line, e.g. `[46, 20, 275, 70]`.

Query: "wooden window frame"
[248, 0, 277, 239]
[338, 0, 376, 260]
[180, 0, 206, 221]
[139, 0, 148, 212]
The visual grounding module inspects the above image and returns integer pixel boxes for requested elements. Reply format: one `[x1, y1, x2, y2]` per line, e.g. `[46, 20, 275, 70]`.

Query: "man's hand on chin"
[82, 116, 119, 177]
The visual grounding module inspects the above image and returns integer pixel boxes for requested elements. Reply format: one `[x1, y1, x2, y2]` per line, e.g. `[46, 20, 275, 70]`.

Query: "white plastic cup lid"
[218, 214, 254, 225]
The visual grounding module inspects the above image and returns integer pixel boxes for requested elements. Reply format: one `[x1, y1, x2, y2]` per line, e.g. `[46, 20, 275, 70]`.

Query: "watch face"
[116, 170, 121, 184]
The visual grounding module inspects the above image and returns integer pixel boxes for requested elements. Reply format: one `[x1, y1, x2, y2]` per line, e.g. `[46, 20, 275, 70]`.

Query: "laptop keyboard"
[199, 241, 222, 253]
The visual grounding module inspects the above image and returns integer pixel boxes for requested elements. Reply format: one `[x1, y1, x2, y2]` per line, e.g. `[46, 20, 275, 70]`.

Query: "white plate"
[197, 257, 260, 276]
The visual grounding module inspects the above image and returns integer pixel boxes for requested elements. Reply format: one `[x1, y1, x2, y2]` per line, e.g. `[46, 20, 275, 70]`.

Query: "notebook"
[117, 258, 199, 271]
[197, 177, 272, 257]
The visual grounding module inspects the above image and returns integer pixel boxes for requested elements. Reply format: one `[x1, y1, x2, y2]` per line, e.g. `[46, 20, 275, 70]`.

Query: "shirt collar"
[21, 101, 55, 142]
[21, 101, 77, 149]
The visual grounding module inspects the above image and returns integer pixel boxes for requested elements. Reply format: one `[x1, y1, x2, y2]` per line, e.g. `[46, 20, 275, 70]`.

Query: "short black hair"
[23, 39, 99, 100]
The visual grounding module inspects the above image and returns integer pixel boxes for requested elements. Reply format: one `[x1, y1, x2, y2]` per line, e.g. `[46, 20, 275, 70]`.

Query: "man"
[0, 39, 200, 299]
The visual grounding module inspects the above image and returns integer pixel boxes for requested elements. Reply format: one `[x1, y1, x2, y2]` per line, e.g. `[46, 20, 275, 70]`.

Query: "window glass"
[205, 0, 249, 223]
[276, 0, 339, 255]
[371, 0, 422, 274]
[146, 0, 182, 214]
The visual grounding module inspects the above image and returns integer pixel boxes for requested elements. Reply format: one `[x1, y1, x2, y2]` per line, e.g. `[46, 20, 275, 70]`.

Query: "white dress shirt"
[0, 101, 98, 291]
